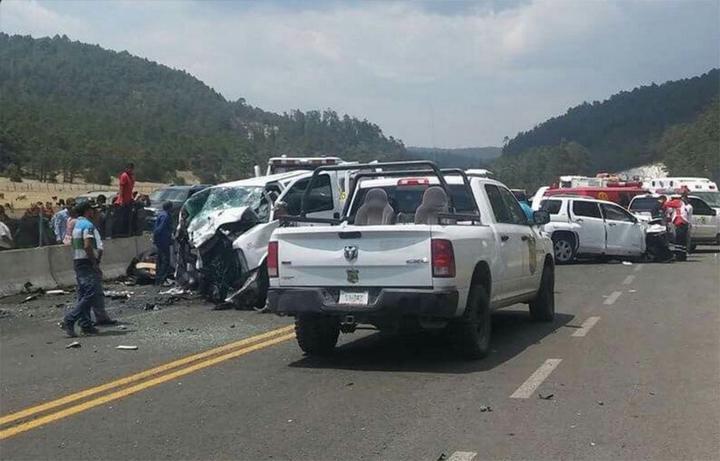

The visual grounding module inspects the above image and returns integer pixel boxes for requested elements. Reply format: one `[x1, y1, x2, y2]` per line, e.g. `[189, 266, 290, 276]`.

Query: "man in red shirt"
[116, 163, 135, 237]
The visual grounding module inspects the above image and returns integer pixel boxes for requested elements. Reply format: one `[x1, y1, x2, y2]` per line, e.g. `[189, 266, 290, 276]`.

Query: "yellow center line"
[0, 325, 295, 427]
[0, 332, 296, 440]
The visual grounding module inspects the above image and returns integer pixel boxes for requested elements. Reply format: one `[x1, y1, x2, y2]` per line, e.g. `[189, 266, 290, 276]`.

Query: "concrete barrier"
[0, 235, 153, 297]
[0, 246, 59, 297]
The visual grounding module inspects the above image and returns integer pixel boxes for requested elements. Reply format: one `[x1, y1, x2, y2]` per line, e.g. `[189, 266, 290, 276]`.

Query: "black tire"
[450, 285, 491, 360]
[253, 265, 269, 311]
[689, 243, 697, 253]
[552, 234, 575, 264]
[529, 262, 555, 322]
[295, 315, 340, 356]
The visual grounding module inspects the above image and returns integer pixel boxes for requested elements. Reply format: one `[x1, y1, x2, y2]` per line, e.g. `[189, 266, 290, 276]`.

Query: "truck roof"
[212, 171, 310, 189]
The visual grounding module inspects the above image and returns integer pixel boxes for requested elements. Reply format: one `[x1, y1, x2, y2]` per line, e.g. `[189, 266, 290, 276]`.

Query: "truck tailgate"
[276, 226, 432, 287]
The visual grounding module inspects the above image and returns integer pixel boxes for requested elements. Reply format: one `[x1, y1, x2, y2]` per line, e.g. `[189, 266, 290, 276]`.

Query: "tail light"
[267, 241, 279, 277]
[431, 239, 455, 278]
[398, 178, 430, 186]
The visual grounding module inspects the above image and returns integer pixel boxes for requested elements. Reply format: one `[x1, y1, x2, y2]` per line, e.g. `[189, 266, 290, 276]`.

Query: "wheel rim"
[554, 240, 573, 262]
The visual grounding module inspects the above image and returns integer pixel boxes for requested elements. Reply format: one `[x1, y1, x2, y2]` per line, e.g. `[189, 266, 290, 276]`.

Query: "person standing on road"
[50, 198, 75, 244]
[153, 201, 173, 286]
[89, 205, 117, 326]
[117, 163, 135, 237]
[59, 203, 101, 337]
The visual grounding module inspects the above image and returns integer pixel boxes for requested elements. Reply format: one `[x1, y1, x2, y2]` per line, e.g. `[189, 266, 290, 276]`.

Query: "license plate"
[338, 291, 369, 305]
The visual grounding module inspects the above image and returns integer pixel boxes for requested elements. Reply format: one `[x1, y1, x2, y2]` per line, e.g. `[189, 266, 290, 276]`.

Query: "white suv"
[533, 195, 646, 263]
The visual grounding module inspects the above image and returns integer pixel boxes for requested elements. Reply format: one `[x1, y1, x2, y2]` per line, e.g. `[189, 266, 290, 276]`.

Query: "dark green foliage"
[404, 146, 501, 169]
[661, 100, 719, 181]
[493, 142, 593, 193]
[503, 70, 719, 171]
[0, 33, 405, 184]
[6, 164, 23, 183]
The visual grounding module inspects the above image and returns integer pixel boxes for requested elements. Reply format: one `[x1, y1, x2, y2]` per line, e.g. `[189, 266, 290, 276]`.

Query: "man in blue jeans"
[59, 202, 101, 337]
[153, 201, 173, 286]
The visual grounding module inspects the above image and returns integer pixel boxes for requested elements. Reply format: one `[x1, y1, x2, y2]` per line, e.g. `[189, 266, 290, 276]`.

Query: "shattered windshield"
[193, 186, 265, 222]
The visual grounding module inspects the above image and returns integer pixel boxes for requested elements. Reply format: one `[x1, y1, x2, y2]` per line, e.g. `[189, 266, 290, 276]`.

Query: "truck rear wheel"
[451, 285, 491, 360]
[295, 315, 340, 356]
[529, 262, 555, 322]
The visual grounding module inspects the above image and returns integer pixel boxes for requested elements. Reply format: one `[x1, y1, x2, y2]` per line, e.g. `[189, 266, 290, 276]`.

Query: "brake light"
[431, 239, 455, 278]
[267, 242, 279, 277]
[398, 178, 430, 186]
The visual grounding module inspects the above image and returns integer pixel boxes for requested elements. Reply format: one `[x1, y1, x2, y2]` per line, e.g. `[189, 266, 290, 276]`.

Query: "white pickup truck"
[267, 162, 556, 359]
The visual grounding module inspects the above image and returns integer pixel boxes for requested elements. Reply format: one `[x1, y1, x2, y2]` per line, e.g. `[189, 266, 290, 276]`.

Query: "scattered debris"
[230, 324, 236, 329]
[590, 442, 596, 447]
[22, 282, 44, 294]
[538, 393, 555, 400]
[21, 293, 41, 303]
[46, 289, 67, 295]
[65, 341, 81, 349]
[649, 391, 656, 396]
[629, 289, 637, 293]
[143, 303, 161, 311]
[622, 261, 633, 266]
[159, 287, 189, 296]
[346, 382, 354, 387]
[116, 345, 138, 350]
[118, 325, 127, 330]
[436, 454, 447, 461]
[597, 400, 604, 406]
[479, 405, 493, 412]
[104, 290, 133, 300]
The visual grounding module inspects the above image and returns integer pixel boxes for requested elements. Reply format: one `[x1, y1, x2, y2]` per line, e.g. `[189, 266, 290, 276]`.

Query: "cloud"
[1, 0, 718, 147]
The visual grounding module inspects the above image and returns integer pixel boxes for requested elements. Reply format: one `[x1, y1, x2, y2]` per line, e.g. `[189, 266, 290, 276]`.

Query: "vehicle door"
[484, 184, 532, 300]
[688, 197, 716, 240]
[497, 186, 541, 293]
[569, 200, 605, 254]
[600, 203, 645, 256]
[279, 174, 337, 222]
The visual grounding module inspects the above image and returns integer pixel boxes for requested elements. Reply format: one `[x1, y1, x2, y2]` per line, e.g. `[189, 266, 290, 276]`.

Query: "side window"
[284, 175, 334, 215]
[498, 186, 528, 225]
[540, 199, 562, 215]
[484, 184, 511, 224]
[689, 198, 712, 215]
[572, 200, 602, 218]
[601, 203, 635, 222]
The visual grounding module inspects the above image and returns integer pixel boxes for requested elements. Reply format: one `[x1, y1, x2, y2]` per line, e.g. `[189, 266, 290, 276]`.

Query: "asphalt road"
[1, 248, 718, 460]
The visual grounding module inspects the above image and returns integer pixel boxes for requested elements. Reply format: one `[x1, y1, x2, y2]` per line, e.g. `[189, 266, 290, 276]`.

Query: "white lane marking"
[572, 316, 601, 337]
[447, 452, 477, 461]
[622, 275, 635, 285]
[510, 359, 562, 399]
[604, 291, 622, 305]
[634, 264, 642, 272]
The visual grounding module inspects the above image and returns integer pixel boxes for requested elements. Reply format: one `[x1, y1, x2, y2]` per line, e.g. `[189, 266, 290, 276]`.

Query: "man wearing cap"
[59, 203, 101, 337]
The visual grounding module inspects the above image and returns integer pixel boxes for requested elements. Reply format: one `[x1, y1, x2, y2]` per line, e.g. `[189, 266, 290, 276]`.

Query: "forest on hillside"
[494, 70, 719, 190]
[0, 34, 405, 184]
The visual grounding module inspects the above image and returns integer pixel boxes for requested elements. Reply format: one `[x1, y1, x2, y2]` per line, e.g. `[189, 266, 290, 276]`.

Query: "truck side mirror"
[532, 210, 551, 226]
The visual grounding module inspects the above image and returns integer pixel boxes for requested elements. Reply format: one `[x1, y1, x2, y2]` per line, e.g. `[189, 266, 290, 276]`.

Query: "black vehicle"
[144, 185, 210, 231]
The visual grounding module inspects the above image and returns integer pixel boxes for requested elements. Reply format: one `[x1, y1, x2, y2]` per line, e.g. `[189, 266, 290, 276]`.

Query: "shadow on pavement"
[691, 247, 719, 254]
[289, 309, 574, 374]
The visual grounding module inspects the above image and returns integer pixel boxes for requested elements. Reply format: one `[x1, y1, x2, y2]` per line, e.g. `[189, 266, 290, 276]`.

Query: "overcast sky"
[1, 0, 718, 148]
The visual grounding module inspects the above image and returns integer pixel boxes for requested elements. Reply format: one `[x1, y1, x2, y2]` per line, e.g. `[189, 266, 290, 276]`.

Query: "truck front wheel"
[529, 262, 555, 322]
[450, 285, 491, 360]
[295, 315, 340, 356]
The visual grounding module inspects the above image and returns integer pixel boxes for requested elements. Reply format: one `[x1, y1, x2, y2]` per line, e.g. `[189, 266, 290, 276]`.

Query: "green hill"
[0, 33, 405, 184]
[503, 69, 719, 171]
[404, 146, 501, 169]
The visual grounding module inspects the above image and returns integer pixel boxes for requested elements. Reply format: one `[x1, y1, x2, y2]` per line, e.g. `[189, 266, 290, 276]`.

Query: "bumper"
[268, 287, 459, 319]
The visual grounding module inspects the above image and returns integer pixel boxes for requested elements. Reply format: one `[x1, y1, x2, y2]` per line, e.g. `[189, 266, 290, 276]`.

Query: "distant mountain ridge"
[405, 146, 501, 168]
[0, 33, 405, 184]
[503, 69, 719, 171]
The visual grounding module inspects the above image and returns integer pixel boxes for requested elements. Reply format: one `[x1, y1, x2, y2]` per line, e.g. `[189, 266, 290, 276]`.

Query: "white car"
[628, 194, 720, 248]
[268, 162, 555, 359]
[533, 195, 646, 263]
[686, 196, 720, 247]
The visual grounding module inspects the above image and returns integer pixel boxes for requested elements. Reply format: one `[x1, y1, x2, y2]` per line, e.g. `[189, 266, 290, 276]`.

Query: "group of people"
[660, 188, 694, 249]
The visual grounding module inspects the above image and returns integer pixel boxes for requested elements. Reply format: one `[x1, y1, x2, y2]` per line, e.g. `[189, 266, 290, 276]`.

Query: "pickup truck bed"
[268, 164, 556, 359]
